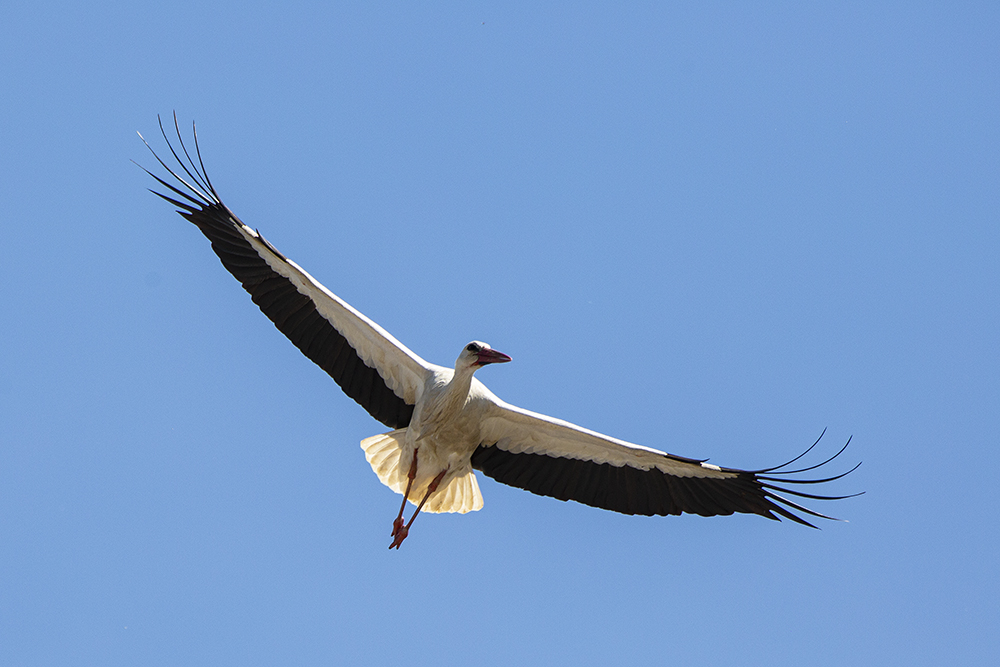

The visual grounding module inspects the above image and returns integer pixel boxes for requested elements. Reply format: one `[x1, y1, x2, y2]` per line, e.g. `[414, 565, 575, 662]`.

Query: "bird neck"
[447, 364, 477, 398]
[412, 366, 476, 442]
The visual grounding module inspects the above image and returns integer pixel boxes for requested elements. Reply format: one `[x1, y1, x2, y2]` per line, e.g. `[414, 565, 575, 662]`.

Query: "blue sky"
[2, 2, 997, 665]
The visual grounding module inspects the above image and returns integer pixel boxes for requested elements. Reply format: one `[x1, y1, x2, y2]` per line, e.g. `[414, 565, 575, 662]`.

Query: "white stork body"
[140, 116, 858, 548]
[364, 360, 497, 516]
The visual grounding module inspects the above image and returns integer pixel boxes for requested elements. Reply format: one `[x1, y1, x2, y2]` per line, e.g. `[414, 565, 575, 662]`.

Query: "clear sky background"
[2, 2, 997, 665]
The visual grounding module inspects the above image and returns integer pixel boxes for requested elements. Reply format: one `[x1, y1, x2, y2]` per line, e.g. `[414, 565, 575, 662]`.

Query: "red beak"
[476, 348, 512, 366]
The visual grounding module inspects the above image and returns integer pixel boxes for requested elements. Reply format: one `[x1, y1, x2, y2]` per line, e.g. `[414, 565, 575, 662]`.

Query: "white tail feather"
[360, 431, 484, 514]
[425, 469, 483, 514]
[361, 430, 408, 494]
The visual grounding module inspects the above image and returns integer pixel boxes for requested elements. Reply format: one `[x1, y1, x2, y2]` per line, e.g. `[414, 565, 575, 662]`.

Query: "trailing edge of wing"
[474, 405, 860, 526]
[138, 114, 431, 429]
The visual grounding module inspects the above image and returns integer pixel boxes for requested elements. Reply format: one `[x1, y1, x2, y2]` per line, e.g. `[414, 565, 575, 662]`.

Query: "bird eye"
[466, 343, 479, 352]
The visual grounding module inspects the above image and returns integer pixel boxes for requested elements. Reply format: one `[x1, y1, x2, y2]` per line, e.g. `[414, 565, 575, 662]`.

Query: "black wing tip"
[750, 433, 862, 527]
[471, 431, 862, 528]
[136, 111, 223, 214]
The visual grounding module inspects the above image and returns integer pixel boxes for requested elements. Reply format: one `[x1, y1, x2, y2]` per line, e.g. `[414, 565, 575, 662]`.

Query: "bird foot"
[391, 516, 404, 537]
[388, 525, 409, 549]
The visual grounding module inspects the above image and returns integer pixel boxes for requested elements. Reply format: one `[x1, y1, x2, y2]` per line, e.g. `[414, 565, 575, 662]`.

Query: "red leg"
[389, 467, 448, 550]
[391, 449, 419, 538]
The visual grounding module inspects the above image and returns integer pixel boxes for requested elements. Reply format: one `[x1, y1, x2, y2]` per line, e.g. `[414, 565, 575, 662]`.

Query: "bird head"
[457, 341, 512, 371]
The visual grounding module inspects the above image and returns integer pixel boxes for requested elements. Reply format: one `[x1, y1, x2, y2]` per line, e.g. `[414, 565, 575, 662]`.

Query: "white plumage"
[140, 115, 859, 549]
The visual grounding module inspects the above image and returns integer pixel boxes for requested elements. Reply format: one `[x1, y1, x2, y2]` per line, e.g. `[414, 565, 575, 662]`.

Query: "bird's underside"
[139, 113, 861, 549]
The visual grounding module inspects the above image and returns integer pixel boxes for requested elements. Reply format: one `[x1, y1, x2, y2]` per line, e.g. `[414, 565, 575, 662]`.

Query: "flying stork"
[138, 115, 859, 549]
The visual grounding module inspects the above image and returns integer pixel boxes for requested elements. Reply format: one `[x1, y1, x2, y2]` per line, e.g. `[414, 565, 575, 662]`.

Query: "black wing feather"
[471, 433, 861, 526]
[139, 114, 414, 429]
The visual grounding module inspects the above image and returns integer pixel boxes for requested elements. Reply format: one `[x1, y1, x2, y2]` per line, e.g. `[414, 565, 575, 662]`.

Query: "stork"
[138, 115, 859, 549]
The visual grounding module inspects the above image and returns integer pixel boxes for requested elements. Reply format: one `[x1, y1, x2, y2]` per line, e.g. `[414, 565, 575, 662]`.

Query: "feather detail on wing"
[138, 114, 432, 428]
[473, 402, 860, 526]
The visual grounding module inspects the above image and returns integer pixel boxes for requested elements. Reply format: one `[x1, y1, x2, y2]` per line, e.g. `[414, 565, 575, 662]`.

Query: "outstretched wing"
[139, 114, 435, 429]
[473, 399, 859, 527]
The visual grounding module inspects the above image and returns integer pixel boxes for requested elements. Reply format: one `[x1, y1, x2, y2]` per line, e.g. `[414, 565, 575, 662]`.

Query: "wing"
[472, 400, 859, 527]
[138, 114, 437, 429]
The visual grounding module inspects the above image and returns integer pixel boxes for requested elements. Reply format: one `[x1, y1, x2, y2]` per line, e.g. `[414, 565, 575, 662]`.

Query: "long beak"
[476, 349, 512, 366]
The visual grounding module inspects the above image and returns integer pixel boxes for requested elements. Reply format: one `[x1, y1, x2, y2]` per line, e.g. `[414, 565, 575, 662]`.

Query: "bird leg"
[391, 448, 419, 539]
[388, 467, 448, 550]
